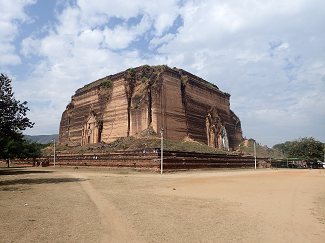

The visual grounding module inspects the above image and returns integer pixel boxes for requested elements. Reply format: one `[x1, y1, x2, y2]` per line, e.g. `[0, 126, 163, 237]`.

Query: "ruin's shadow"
[0, 177, 87, 187]
[0, 168, 53, 176]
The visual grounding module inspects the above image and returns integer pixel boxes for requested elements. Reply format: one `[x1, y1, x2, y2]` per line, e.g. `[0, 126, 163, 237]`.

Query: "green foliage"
[198, 77, 219, 91]
[102, 79, 113, 89]
[71, 95, 75, 99]
[0, 74, 34, 137]
[181, 76, 187, 86]
[206, 82, 216, 90]
[21, 139, 44, 159]
[143, 65, 151, 75]
[224, 92, 230, 96]
[273, 137, 324, 162]
[39, 142, 53, 149]
[97, 120, 103, 133]
[133, 103, 138, 109]
[273, 141, 292, 154]
[1, 135, 43, 159]
[143, 65, 151, 69]
[81, 80, 102, 90]
[1, 74, 35, 159]
[126, 68, 136, 79]
[141, 77, 148, 83]
[162, 64, 170, 69]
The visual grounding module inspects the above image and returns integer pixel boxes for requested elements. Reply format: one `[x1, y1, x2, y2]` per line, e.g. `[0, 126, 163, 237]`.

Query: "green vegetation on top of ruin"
[82, 80, 100, 89]
[96, 119, 103, 133]
[141, 77, 148, 83]
[102, 79, 113, 89]
[80, 78, 114, 91]
[79, 65, 222, 96]
[161, 64, 170, 69]
[181, 75, 188, 86]
[126, 67, 136, 78]
[198, 78, 220, 91]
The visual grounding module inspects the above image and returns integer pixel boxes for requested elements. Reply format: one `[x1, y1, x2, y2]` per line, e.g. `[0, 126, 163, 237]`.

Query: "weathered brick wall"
[179, 70, 242, 148]
[59, 65, 243, 149]
[9, 151, 268, 171]
[130, 81, 150, 136]
[151, 70, 188, 141]
[101, 78, 129, 143]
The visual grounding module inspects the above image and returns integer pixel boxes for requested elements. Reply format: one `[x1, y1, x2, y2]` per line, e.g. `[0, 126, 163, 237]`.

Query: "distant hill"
[24, 134, 59, 144]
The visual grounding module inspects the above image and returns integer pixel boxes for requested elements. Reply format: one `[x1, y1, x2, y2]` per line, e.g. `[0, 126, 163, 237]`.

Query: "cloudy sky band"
[0, 0, 324, 147]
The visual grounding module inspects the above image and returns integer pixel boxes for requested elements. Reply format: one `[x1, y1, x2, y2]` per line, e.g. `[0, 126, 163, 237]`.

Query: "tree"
[273, 137, 324, 162]
[0, 74, 35, 162]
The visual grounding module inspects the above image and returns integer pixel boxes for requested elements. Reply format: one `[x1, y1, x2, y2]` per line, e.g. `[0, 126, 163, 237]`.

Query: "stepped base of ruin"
[7, 150, 269, 170]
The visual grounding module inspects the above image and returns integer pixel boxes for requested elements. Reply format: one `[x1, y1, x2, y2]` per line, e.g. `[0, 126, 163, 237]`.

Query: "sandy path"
[65, 172, 142, 243]
[1, 164, 324, 242]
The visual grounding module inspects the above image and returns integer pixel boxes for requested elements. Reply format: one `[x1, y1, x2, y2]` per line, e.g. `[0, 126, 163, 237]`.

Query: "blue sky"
[1, 0, 324, 147]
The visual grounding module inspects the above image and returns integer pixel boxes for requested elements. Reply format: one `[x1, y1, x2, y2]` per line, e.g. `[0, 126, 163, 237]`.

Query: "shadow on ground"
[0, 177, 87, 187]
[0, 168, 53, 176]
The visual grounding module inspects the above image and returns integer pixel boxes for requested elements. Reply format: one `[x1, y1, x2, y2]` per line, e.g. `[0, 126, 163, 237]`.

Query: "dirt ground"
[1, 163, 324, 243]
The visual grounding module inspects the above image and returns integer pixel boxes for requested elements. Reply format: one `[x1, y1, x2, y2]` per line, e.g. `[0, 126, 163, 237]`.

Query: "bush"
[102, 79, 113, 89]
[126, 68, 136, 78]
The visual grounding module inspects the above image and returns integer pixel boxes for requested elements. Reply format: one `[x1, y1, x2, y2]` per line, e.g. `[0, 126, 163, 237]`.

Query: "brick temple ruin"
[59, 65, 243, 149]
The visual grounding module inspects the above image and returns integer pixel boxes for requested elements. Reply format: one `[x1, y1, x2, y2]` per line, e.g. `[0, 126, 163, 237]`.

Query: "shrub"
[102, 79, 113, 89]
[162, 64, 169, 69]
[97, 120, 103, 133]
[126, 68, 136, 78]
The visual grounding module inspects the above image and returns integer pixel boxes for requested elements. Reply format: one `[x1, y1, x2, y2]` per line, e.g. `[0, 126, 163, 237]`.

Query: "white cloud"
[0, 43, 21, 65]
[278, 42, 289, 50]
[103, 14, 151, 50]
[149, 33, 175, 49]
[24, 105, 63, 135]
[2, 0, 325, 146]
[153, 12, 178, 36]
[0, 0, 36, 66]
[77, 0, 141, 20]
[155, 0, 325, 146]
[21, 37, 41, 57]
[77, 0, 182, 36]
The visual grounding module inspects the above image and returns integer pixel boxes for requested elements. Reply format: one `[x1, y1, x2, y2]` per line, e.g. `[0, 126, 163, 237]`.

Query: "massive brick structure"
[59, 65, 243, 149]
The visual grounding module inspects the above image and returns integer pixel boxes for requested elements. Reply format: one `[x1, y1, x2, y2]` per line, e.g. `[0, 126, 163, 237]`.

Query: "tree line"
[273, 137, 325, 162]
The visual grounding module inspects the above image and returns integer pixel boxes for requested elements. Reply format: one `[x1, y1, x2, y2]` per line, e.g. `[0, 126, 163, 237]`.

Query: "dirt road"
[1, 164, 324, 242]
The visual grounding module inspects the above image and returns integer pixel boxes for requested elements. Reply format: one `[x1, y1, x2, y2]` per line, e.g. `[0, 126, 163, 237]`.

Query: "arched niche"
[81, 113, 101, 145]
[206, 107, 229, 150]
